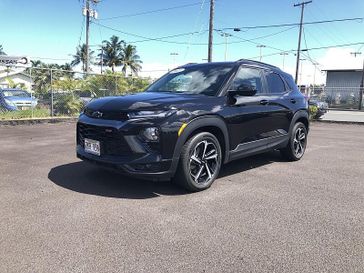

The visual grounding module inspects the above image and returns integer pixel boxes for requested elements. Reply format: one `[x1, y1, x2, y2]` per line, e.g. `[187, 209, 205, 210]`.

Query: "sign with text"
[0, 56, 31, 67]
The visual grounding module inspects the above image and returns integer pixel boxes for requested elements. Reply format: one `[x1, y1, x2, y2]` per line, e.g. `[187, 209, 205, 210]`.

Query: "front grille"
[77, 123, 132, 156]
[84, 108, 128, 121]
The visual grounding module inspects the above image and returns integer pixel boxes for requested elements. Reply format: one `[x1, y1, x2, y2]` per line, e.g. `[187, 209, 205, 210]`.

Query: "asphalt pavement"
[0, 122, 363, 273]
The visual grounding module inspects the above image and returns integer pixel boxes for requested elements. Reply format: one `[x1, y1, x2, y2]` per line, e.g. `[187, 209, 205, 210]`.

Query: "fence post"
[359, 60, 364, 110]
[50, 69, 54, 117]
[30, 67, 33, 119]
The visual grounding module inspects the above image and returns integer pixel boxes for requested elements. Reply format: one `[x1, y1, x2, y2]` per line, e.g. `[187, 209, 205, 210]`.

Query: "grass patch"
[0, 109, 51, 120]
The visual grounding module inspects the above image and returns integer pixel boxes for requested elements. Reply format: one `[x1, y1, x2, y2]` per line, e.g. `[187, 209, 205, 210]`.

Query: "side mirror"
[228, 84, 257, 97]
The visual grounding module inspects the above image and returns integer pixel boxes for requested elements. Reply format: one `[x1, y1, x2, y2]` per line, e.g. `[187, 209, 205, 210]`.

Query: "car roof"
[180, 59, 284, 73]
[0, 88, 27, 92]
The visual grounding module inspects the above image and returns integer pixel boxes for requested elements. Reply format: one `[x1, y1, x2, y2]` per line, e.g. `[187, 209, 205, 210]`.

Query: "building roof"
[323, 68, 363, 72]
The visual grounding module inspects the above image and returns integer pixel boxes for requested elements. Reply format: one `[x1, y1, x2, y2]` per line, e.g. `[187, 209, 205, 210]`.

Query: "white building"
[0, 69, 33, 90]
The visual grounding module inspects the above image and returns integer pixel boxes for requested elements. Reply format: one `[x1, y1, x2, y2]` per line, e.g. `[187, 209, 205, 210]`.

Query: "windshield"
[3, 90, 30, 98]
[146, 64, 234, 96]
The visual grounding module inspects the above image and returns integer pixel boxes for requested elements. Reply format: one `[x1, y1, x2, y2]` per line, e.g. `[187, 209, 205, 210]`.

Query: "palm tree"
[60, 63, 74, 78]
[121, 44, 142, 76]
[71, 44, 93, 72]
[0, 45, 5, 55]
[101, 35, 125, 73]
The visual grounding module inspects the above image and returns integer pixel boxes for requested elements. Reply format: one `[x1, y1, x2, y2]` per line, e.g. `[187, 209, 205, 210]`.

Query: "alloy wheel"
[293, 126, 306, 158]
[189, 140, 220, 185]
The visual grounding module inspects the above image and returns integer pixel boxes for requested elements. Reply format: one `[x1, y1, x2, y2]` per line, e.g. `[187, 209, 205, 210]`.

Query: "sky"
[1, 0, 364, 84]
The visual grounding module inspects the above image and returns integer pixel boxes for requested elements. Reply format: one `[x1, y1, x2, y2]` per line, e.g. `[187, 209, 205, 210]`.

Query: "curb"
[312, 120, 364, 125]
[0, 117, 78, 126]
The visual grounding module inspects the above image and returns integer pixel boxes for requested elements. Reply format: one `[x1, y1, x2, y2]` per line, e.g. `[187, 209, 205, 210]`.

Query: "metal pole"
[223, 33, 232, 61]
[30, 67, 33, 119]
[294, 1, 312, 84]
[257, 45, 266, 61]
[101, 47, 104, 74]
[280, 52, 288, 70]
[359, 58, 364, 110]
[85, 0, 90, 73]
[207, 0, 214, 62]
[50, 69, 54, 117]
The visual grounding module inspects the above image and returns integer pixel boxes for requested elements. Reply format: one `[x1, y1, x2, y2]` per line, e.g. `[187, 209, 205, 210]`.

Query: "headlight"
[128, 109, 176, 119]
[4, 99, 17, 107]
[141, 127, 160, 141]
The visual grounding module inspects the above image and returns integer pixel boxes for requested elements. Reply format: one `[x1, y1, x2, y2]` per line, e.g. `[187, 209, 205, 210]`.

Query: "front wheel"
[281, 122, 308, 161]
[174, 132, 222, 191]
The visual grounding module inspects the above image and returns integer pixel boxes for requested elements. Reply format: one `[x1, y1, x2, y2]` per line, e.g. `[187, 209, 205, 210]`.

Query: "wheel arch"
[290, 110, 309, 134]
[170, 115, 230, 175]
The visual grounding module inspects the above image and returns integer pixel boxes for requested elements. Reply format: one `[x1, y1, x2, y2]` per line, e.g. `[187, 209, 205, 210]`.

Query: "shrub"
[309, 105, 319, 120]
[54, 94, 83, 116]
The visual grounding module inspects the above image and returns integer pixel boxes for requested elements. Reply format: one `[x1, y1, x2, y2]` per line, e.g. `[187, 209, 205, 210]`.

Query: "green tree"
[71, 44, 93, 72]
[121, 44, 142, 76]
[26, 61, 74, 97]
[101, 35, 125, 73]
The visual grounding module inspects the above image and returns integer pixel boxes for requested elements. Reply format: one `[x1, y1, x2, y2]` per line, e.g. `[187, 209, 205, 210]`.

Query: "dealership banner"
[0, 56, 31, 67]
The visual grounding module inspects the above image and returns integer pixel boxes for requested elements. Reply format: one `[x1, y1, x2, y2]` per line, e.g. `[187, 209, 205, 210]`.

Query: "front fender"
[169, 115, 230, 175]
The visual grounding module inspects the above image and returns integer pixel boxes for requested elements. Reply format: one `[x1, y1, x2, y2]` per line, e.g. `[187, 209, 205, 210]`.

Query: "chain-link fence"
[0, 66, 153, 119]
[309, 86, 364, 110]
[1, 65, 364, 119]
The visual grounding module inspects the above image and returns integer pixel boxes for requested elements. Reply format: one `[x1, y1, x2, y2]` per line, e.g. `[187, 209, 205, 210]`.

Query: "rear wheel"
[174, 132, 222, 191]
[281, 122, 307, 161]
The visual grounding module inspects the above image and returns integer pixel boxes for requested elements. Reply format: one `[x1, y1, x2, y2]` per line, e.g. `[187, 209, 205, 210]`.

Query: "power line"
[228, 26, 296, 48]
[99, 2, 202, 20]
[302, 42, 364, 51]
[221, 17, 363, 31]
[246, 41, 364, 60]
[93, 21, 206, 45]
[94, 20, 296, 46]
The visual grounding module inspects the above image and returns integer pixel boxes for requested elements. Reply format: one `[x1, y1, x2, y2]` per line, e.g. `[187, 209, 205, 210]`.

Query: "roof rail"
[236, 59, 280, 70]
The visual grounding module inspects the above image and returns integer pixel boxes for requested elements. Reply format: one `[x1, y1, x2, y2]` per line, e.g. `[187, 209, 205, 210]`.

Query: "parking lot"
[0, 122, 363, 273]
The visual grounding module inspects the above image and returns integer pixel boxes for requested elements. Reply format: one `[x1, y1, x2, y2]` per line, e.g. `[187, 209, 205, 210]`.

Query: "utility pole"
[257, 45, 266, 61]
[312, 62, 319, 94]
[299, 58, 306, 87]
[280, 52, 289, 70]
[85, 0, 90, 74]
[207, 0, 214, 62]
[294, 1, 312, 84]
[360, 56, 364, 110]
[83, 0, 99, 74]
[351, 52, 362, 58]
[220, 32, 232, 61]
[100, 47, 104, 74]
[170, 52, 179, 68]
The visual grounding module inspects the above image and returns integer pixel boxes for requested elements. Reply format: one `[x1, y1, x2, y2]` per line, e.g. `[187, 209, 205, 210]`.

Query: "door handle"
[290, 99, 296, 104]
[260, 99, 269, 105]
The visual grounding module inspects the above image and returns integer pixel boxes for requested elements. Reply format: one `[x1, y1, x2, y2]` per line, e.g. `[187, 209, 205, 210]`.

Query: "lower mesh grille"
[77, 123, 132, 156]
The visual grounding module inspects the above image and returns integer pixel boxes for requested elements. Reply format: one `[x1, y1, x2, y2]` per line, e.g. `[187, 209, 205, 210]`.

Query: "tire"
[281, 122, 308, 161]
[174, 132, 222, 192]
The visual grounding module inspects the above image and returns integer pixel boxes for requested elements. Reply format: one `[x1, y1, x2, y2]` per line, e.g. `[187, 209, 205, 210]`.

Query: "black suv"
[77, 60, 309, 191]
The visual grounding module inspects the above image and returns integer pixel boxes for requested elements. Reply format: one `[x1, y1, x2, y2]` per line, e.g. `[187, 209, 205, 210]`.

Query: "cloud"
[318, 47, 363, 70]
[284, 47, 363, 85]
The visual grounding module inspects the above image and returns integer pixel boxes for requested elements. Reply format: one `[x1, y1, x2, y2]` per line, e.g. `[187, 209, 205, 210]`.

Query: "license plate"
[84, 138, 100, 156]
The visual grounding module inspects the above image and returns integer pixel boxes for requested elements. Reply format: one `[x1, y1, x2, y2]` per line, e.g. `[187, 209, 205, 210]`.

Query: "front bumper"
[76, 115, 179, 181]
[76, 145, 175, 180]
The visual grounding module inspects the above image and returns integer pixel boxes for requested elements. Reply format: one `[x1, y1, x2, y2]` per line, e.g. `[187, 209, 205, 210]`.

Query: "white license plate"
[84, 138, 101, 156]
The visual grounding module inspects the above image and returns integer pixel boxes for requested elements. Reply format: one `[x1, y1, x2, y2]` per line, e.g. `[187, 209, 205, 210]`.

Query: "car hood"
[86, 91, 211, 112]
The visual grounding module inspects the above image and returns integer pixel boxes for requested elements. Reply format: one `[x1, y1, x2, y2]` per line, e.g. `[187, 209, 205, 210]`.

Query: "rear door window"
[265, 72, 287, 94]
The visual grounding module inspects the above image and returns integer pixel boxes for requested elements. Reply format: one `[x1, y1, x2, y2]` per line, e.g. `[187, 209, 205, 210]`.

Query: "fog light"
[141, 127, 159, 141]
